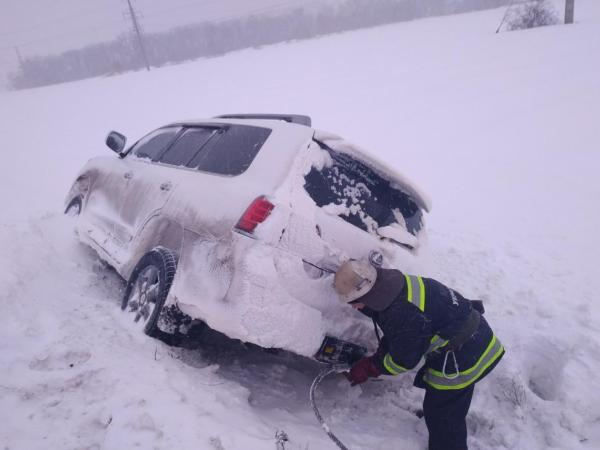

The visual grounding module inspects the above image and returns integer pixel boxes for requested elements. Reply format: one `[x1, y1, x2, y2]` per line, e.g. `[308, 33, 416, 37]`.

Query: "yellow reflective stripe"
[404, 274, 425, 312]
[423, 335, 504, 390]
[430, 335, 496, 377]
[405, 274, 413, 303]
[417, 276, 426, 311]
[425, 345, 504, 390]
[404, 275, 425, 312]
[383, 353, 408, 376]
[427, 335, 449, 353]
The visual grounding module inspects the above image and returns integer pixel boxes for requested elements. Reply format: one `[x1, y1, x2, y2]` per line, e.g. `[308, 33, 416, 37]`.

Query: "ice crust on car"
[67, 118, 429, 358]
[314, 129, 432, 212]
[306, 132, 427, 243]
[173, 135, 416, 356]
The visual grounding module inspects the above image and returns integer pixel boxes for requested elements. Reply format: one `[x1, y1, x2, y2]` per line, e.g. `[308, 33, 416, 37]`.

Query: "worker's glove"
[345, 356, 380, 386]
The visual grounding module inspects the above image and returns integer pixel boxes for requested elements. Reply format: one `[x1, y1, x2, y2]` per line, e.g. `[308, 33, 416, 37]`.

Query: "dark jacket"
[361, 269, 504, 390]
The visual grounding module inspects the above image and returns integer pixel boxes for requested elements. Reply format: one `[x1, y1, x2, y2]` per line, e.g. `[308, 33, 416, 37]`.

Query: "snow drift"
[1, 1, 599, 449]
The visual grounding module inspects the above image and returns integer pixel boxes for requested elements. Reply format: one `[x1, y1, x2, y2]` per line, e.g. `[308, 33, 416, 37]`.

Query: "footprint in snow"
[524, 336, 566, 401]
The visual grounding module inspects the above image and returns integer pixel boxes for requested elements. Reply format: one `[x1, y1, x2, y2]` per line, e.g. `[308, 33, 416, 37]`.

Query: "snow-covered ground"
[1, 1, 599, 449]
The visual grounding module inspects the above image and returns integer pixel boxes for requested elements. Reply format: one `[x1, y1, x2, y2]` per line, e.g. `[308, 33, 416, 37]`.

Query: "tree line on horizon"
[9, 0, 507, 90]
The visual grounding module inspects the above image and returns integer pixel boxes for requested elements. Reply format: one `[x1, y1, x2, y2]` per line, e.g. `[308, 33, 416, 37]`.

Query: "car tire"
[122, 247, 177, 337]
[64, 197, 82, 216]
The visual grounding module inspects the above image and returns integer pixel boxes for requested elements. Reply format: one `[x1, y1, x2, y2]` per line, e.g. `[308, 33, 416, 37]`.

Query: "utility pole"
[565, 0, 575, 24]
[14, 46, 24, 68]
[125, 0, 150, 71]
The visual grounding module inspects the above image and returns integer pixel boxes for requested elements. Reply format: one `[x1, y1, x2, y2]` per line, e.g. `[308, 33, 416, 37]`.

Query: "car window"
[304, 140, 423, 237]
[158, 127, 217, 167]
[130, 127, 181, 161]
[188, 125, 271, 176]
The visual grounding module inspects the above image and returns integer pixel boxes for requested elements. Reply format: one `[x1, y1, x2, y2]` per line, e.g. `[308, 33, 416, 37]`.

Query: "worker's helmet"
[333, 260, 377, 303]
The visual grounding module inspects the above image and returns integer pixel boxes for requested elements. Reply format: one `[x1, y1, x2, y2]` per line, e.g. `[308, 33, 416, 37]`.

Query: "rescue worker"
[334, 260, 505, 450]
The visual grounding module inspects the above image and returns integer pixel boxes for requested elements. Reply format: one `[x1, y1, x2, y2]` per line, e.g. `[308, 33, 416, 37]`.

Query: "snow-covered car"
[65, 114, 430, 358]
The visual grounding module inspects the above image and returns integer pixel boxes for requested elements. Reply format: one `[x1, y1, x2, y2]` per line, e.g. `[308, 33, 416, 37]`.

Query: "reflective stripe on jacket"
[423, 334, 504, 390]
[367, 271, 504, 390]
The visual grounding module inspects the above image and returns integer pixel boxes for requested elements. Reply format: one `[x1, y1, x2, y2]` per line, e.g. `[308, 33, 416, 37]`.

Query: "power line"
[0, 0, 319, 54]
[0, 57, 16, 65]
[143, 0, 303, 27]
[0, 4, 122, 38]
[0, 0, 319, 39]
[137, 0, 296, 20]
[0, 21, 127, 51]
[0, 1, 216, 38]
[140, 0, 222, 18]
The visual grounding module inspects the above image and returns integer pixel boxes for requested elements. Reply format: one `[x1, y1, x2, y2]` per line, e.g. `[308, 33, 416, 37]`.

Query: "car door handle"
[160, 182, 172, 191]
[123, 171, 133, 180]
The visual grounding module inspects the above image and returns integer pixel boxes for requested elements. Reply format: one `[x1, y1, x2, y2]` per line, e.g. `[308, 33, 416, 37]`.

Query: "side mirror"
[106, 131, 127, 154]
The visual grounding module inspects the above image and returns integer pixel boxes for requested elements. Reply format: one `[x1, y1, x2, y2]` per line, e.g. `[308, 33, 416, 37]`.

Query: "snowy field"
[1, 1, 600, 449]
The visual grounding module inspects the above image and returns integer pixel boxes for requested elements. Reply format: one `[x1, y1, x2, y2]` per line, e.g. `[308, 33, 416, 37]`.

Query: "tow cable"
[311, 336, 368, 450]
[310, 364, 351, 450]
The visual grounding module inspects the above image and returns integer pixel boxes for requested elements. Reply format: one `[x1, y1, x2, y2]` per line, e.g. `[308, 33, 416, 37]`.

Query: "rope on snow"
[309, 365, 351, 450]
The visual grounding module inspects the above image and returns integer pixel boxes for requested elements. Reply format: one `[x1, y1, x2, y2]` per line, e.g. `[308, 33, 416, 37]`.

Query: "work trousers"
[423, 384, 474, 450]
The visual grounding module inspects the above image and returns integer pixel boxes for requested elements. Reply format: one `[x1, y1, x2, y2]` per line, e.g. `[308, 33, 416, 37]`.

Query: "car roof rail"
[214, 114, 312, 127]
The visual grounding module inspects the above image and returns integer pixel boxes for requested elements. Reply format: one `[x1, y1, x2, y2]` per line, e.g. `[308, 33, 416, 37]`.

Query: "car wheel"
[64, 197, 82, 216]
[122, 247, 177, 336]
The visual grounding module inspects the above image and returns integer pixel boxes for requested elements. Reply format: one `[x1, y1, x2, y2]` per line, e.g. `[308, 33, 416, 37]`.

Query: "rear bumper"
[172, 233, 374, 358]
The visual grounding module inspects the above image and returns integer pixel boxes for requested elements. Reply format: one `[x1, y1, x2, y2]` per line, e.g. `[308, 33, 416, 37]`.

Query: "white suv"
[65, 114, 430, 358]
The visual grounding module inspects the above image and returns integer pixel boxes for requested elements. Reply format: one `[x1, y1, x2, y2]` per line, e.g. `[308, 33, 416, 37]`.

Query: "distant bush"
[506, 0, 560, 31]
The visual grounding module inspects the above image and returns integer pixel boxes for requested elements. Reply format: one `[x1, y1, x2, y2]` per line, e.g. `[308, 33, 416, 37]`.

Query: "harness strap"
[376, 275, 490, 383]
[445, 309, 481, 351]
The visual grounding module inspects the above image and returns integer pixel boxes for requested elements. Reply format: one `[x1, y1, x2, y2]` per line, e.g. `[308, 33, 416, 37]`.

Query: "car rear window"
[187, 125, 271, 176]
[304, 141, 423, 236]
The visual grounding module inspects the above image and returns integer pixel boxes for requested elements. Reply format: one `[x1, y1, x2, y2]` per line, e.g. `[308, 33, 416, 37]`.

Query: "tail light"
[235, 196, 275, 235]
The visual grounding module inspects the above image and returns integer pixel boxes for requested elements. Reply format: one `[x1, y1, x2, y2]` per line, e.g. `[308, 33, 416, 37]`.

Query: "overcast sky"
[0, 0, 340, 84]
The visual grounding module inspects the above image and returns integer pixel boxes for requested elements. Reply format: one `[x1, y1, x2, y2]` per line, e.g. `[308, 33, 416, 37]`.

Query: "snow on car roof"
[161, 119, 431, 212]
